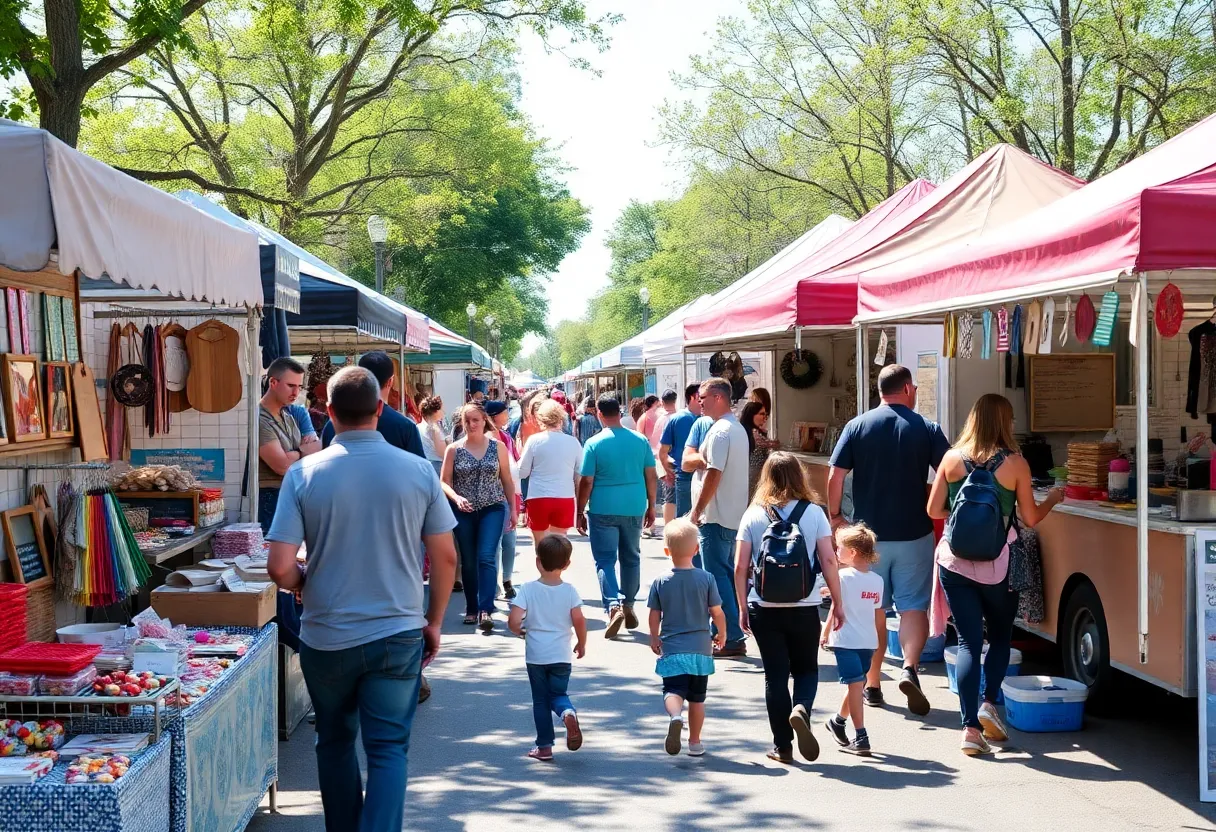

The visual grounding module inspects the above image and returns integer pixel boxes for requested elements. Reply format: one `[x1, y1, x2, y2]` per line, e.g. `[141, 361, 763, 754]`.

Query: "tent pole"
[1136, 272, 1150, 663]
[247, 308, 261, 525]
[855, 326, 867, 415]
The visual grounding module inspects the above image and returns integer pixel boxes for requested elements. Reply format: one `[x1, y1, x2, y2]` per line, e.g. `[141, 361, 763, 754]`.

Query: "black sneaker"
[841, 734, 871, 756]
[824, 716, 849, 748]
[862, 687, 885, 707]
[453, 580, 463, 592]
[899, 667, 930, 716]
[504, 582, 517, 600]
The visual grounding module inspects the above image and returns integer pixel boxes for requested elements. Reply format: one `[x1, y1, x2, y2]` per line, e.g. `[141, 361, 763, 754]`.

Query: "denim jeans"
[675, 478, 693, 518]
[587, 513, 642, 611]
[453, 502, 507, 614]
[500, 524, 517, 586]
[749, 604, 820, 749]
[699, 523, 744, 647]
[299, 630, 423, 832]
[262, 486, 304, 651]
[526, 662, 574, 747]
[258, 486, 280, 536]
[939, 566, 1019, 730]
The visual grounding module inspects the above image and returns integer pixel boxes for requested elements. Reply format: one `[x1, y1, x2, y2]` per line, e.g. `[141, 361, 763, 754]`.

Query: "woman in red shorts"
[518, 400, 584, 548]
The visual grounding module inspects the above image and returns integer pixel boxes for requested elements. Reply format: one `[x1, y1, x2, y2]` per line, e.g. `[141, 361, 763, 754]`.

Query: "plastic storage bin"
[884, 616, 945, 664]
[944, 645, 1022, 703]
[39, 665, 98, 696]
[0, 673, 38, 695]
[1000, 675, 1087, 732]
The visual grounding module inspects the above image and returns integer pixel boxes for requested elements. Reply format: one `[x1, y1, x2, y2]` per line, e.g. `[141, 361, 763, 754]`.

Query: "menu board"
[1028, 354, 1115, 432]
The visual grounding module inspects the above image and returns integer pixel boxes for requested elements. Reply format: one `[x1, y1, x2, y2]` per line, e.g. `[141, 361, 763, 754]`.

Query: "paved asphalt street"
[248, 530, 1216, 832]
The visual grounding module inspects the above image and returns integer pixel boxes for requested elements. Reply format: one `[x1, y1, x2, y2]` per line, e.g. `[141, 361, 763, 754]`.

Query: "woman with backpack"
[927, 393, 1063, 756]
[733, 452, 844, 764]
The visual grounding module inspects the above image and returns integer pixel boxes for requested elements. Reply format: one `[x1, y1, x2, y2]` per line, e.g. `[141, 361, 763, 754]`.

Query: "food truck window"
[1112, 320, 1156, 408]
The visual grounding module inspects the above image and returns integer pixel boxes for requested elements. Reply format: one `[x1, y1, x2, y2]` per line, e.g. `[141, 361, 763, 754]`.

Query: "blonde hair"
[535, 399, 566, 430]
[954, 393, 1018, 464]
[663, 517, 700, 557]
[835, 522, 878, 564]
[752, 452, 814, 507]
[457, 403, 493, 436]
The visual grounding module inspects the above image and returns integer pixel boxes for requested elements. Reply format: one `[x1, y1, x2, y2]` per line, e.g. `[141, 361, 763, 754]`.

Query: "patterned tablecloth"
[77, 623, 279, 832]
[0, 732, 172, 832]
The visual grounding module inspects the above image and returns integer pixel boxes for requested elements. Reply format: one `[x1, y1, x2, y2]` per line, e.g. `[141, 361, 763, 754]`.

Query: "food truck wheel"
[1061, 581, 1113, 707]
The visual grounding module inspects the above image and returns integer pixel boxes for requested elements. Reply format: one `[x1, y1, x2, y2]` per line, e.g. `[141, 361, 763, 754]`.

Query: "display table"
[0, 732, 172, 832]
[79, 623, 278, 832]
[140, 527, 220, 566]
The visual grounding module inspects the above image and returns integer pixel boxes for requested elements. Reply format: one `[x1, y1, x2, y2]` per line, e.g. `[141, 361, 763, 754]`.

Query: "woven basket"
[122, 507, 149, 532]
[24, 583, 56, 643]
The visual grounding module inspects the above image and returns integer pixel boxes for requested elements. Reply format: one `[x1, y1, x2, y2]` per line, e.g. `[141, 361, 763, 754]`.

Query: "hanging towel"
[997, 307, 1009, 352]
[943, 313, 957, 358]
[1023, 300, 1041, 356]
[958, 311, 975, 359]
[981, 310, 993, 360]
[1093, 291, 1120, 347]
[1009, 305, 1025, 389]
[875, 330, 889, 366]
[1039, 298, 1055, 354]
[1060, 296, 1072, 346]
[1128, 283, 1142, 348]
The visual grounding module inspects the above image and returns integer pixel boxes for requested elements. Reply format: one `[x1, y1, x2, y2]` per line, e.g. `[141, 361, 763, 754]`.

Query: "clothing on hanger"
[996, 307, 1009, 353]
[943, 313, 957, 358]
[980, 310, 993, 360]
[1023, 300, 1042, 356]
[1060, 296, 1072, 346]
[958, 311, 975, 359]
[1128, 284, 1142, 348]
[1038, 298, 1055, 354]
[1186, 320, 1216, 422]
[1093, 291, 1120, 347]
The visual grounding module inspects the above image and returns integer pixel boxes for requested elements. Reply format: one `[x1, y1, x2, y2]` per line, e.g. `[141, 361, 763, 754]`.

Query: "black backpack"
[753, 501, 819, 603]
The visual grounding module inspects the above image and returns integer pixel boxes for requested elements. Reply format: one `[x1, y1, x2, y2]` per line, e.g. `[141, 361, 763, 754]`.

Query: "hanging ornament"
[780, 350, 822, 390]
[1060, 296, 1072, 346]
[1075, 294, 1096, 343]
[1155, 282, 1184, 338]
[874, 331, 889, 366]
[1038, 298, 1055, 354]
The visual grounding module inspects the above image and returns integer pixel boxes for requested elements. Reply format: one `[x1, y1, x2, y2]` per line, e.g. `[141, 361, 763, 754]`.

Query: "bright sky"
[514, 0, 742, 354]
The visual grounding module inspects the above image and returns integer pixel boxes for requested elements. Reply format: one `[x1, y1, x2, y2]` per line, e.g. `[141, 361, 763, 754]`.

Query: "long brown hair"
[954, 393, 1018, 463]
[752, 451, 814, 507]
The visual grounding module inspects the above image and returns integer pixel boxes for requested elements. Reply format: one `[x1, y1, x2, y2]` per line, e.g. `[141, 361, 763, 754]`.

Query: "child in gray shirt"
[647, 518, 726, 758]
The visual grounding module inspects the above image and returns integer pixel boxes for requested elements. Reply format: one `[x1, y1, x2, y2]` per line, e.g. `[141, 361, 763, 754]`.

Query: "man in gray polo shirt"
[268, 366, 457, 831]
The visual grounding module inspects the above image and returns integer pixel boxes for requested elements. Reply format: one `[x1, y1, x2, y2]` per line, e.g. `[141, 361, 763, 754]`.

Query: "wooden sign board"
[1028, 353, 1116, 432]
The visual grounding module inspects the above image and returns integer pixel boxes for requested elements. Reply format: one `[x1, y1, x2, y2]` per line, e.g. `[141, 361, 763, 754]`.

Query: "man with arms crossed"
[828, 363, 949, 715]
[268, 367, 458, 831]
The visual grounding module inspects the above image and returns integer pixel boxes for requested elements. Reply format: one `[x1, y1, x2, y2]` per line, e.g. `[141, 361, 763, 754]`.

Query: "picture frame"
[2, 354, 45, 441]
[43, 361, 73, 439]
[4, 288, 19, 355]
[17, 289, 30, 355]
[62, 298, 79, 363]
[2, 506, 50, 588]
[44, 295, 65, 362]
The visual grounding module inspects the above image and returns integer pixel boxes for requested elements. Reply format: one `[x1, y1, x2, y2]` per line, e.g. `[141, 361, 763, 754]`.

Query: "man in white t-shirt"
[689, 377, 751, 657]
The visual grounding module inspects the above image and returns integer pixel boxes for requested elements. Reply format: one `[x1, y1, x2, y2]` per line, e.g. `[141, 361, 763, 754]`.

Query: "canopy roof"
[684, 183, 935, 341]
[857, 115, 1216, 320]
[0, 121, 260, 307]
[404, 320, 492, 369]
[510, 370, 546, 388]
[641, 294, 715, 364]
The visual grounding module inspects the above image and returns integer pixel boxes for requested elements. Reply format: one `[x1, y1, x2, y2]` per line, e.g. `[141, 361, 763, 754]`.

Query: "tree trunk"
[1059, 0, 1076, 175]
[35, 0, 87, 146]
[38, 90, 87, 148]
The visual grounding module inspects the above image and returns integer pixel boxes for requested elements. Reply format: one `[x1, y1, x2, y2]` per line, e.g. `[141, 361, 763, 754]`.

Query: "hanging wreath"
[781, 349, 822, 390]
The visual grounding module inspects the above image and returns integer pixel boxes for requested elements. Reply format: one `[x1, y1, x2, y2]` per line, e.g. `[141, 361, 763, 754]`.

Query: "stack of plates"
[1066, 442, 1121, 487]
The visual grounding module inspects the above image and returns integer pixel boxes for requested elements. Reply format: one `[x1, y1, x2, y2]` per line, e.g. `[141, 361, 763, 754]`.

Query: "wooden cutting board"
[161, 323, 191, 413]
[71, 362, 108, 462]
[186, 319, 242, 413]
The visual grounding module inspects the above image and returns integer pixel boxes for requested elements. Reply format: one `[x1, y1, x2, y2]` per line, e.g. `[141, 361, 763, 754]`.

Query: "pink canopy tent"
[856, 113, 1216, 320]
[684, 179, 935, 343]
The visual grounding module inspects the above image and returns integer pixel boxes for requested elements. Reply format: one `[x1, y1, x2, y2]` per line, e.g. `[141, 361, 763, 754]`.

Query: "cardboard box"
[151, 583, 277, 628]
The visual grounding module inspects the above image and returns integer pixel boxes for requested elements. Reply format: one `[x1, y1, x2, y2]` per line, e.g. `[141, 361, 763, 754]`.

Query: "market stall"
[402, 321, 494, 414]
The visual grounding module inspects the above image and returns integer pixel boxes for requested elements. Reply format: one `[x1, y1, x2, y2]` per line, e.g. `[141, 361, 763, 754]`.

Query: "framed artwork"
[2, 506, 50, 588]
[2, 355, 45, 441]
[17, 289, 30, 355]
[44, 295, 65, 361]
[5, 288, 19, 355]
[43, 361, 73, 439]
[62, 298, 79, 363]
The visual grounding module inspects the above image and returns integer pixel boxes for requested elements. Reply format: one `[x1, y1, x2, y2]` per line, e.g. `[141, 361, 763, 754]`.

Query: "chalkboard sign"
[1028, 354, 1116, 432]
[2, 506, 49, 587]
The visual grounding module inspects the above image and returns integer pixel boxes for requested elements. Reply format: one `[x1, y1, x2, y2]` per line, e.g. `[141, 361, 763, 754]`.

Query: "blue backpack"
[944, 452, 1013, 562]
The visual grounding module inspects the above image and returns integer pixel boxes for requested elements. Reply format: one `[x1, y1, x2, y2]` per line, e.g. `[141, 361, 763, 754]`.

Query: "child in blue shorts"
[647, 518, 726, 757]
[825, 523, 883, 756]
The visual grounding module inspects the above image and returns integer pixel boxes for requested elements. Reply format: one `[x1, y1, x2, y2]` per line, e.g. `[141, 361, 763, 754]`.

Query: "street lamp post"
[639, 286, 651, 331]
[484, 314, 495, 347]
[466, 302, 477, 341]
[491, 326, 501, 362]
[366, 215, 389, 295]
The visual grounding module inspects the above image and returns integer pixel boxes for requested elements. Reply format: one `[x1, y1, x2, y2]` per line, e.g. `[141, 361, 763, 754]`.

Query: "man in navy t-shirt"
[828, 363, 948, 717]
[659, 382, 702, 518]
[321, 351, 425, 460]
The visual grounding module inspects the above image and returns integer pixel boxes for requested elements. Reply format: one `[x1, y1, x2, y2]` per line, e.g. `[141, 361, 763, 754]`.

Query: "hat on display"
[484, 401, 508, 417]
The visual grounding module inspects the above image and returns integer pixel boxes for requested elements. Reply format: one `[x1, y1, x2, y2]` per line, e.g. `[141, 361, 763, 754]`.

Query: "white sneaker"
[977, 702, 1009, 742]
[687, 742, 705, 757]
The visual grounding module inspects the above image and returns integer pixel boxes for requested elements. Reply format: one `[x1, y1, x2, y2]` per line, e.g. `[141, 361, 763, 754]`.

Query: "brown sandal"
[563, 711, 583, 751]
[462, 614, 477, 625]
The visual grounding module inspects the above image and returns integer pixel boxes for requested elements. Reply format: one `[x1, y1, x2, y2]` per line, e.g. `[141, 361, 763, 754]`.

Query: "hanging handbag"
[110, 325, 154, 408]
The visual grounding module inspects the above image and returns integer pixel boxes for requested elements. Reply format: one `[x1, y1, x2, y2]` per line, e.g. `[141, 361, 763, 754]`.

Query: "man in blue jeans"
[687, 378, 751, 658]
[267, 367, 458, 832]
[659, 382, 702, 518]
[576, 394, 657, 639]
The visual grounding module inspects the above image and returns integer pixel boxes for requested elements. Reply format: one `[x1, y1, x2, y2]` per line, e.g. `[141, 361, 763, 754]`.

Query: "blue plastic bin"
[885, 616, 945, 664]
[1000, 675, 1087, 732]
[944, 644, 1022, 703]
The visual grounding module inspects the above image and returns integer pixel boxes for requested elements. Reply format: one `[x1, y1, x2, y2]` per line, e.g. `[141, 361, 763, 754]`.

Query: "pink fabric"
[929, 560, 950, 639]
[935, 524, 1016, 585]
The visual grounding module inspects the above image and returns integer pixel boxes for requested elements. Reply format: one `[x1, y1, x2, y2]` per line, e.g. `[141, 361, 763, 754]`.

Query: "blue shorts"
[872, 532, 935, 612]
[834, 648, 873, 684]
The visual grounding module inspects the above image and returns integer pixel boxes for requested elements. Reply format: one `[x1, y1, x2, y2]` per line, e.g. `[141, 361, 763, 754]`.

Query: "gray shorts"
[872, 532, 935, 612]
[656, 477, 676, 506]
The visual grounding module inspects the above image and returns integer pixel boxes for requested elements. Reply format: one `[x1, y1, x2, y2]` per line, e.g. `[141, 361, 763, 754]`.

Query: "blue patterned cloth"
[0, 731, 171, 832]
[655, 652, 715, 677]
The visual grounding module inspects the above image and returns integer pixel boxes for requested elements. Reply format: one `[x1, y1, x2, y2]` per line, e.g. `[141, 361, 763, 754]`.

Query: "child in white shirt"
[508, 535, 588, 762]
[825, 523, 884, 756]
